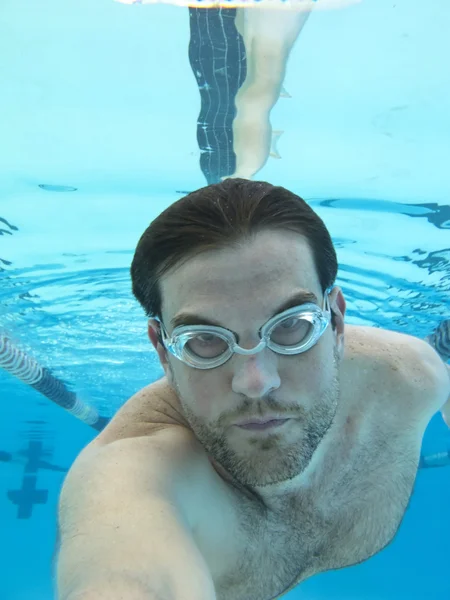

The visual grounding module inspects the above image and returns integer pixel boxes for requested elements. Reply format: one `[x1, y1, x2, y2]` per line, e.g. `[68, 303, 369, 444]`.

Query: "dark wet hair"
[131, 178, 338, 319]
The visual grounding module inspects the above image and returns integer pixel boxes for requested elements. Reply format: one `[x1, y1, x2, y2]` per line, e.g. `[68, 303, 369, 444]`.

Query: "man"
[115, 0, 361, 181]
[225, 0, 361, 179]
[56, 179, 450, 600]
[188, 6, 247, 184]
[229, 5, 311, 179]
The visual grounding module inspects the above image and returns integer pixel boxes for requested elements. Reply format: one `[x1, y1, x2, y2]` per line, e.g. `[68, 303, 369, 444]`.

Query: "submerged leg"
[228, 7, 311, 179]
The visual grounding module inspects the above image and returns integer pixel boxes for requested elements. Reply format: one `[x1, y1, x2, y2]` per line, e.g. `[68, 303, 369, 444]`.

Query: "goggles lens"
[186, 333, 229, 359]
[157, 294, 332, 369]
[185, 314, 313, 360]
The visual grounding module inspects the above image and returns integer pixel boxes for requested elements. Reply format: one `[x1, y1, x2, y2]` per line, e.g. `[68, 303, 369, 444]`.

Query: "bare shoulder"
[59, 422, 218, 552]
[344, 324, 449, 422]
[65, 377, 221, 528]
[91, 376, 190, 449]
[57, 422, 222, 598]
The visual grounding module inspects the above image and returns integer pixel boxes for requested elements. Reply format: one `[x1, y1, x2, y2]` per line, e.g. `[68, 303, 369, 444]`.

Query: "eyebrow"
[170, 291, 319, 330]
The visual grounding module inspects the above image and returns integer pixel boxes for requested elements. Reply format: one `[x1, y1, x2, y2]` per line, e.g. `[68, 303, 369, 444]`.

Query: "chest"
[200, 423, 421, 600]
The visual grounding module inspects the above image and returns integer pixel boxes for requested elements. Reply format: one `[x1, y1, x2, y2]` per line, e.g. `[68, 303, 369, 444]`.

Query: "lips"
[234, 416, 287, 426]
[241, 419, 278, 426]
[234, 418, 290, 431]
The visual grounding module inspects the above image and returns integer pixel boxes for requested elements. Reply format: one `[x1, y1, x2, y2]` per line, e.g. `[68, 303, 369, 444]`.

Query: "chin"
[204, 426, 312, 488]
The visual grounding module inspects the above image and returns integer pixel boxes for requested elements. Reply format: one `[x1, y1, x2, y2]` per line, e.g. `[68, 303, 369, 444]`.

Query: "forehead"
[160, 230, 322, 323]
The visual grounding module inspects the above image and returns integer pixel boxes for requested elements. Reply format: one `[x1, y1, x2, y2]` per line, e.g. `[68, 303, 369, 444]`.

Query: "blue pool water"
[1, 0, 449, 599]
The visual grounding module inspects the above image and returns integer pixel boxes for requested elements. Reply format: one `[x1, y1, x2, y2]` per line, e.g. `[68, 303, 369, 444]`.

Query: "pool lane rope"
[0, 334, 109, 432]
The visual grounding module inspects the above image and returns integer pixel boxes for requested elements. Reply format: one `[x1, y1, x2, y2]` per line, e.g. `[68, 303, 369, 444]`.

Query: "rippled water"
[1, 193, 449, 416]
[1, 190, 449, 600]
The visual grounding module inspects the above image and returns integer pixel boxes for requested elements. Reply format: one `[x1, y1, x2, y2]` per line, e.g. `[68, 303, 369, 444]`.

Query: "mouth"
[234, 418, 290, 431]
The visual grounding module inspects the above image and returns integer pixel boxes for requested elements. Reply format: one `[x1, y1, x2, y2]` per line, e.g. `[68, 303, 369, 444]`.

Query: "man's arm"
[441, 364, 450, 427]
[424, 319, 450, 426]
[56, 428, 216, 600]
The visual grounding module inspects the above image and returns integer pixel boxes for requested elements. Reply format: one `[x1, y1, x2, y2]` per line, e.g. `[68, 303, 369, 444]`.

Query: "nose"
[231, 351, 281, 399]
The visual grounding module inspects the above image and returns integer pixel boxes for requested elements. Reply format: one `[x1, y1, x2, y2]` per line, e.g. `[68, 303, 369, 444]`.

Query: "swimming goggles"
[156, 288, 332, 370]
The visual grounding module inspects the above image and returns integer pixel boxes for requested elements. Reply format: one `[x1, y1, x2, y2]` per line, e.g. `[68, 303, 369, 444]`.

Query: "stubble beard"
[169, 354, 340, 488]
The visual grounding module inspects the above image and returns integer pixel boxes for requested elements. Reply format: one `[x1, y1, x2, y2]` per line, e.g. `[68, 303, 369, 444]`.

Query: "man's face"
[152, 230, 345, 488]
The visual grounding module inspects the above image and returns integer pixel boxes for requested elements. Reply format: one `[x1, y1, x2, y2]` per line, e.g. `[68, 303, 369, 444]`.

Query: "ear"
[330, 286, 346, 358]
[148, 319, 174, 384]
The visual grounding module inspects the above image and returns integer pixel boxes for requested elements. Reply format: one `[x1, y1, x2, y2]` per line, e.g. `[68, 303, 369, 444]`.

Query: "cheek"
[285, 344, 333, 388]
[180, 370, 225, 419]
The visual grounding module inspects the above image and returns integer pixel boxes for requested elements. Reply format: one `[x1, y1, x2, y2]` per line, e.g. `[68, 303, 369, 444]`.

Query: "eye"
[271, 317, 312, 346]
[278, 317, 302, 330]
[186, 334, 229, 358]
[195, 334, 218, 345]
